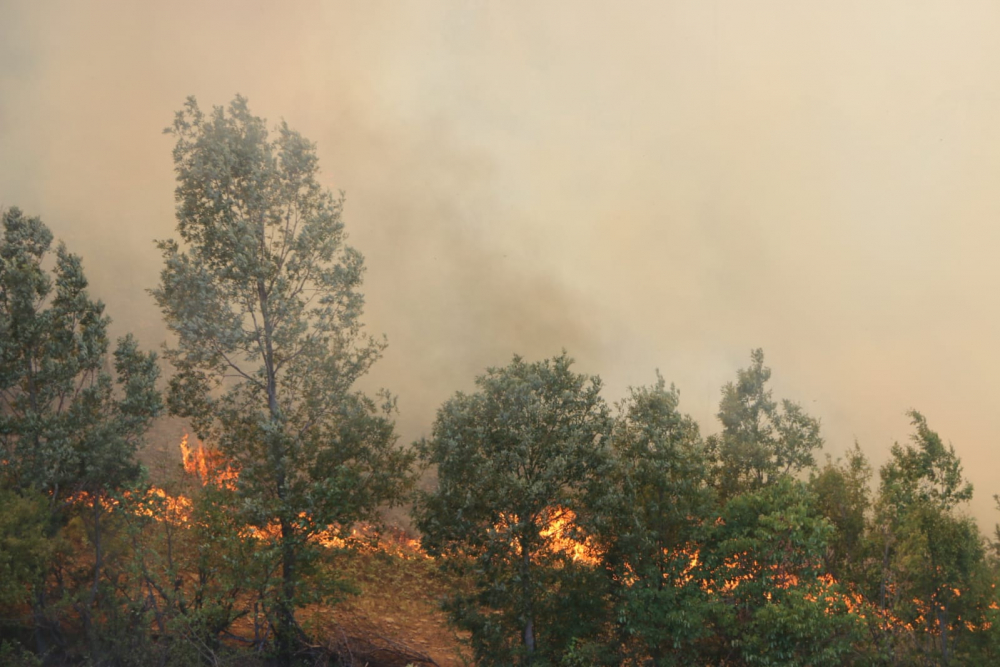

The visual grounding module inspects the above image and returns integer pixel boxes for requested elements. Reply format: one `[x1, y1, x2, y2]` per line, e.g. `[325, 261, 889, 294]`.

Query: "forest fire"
[79, 437, 974, 643]
[492, 506, 602, 565]
[169, 435, 427, 558]
[174, 434, 597, 563]
[52, 433, 985, 660]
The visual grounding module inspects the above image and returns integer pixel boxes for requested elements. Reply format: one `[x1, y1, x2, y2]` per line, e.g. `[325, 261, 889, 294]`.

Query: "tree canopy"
[707, 348, 823, 498]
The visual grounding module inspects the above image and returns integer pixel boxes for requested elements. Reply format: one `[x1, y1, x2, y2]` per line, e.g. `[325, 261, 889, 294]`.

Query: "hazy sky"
[4, 1, 1000, 524]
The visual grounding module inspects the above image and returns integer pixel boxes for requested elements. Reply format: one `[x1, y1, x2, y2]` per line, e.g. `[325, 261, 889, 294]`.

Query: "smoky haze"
[3, 2, 1000, 525]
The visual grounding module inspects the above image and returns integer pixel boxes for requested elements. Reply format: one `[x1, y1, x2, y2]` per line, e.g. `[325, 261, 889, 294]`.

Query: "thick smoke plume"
[4, 1, 1000, 524]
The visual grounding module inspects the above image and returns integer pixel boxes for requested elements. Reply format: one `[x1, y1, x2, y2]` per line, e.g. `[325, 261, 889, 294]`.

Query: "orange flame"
[176, 435, 428, 558]
[62, 435, 993, 635]
[493, 507, 601, 565]
[179, 434, 238, 488]
[540, 508, 601, 565]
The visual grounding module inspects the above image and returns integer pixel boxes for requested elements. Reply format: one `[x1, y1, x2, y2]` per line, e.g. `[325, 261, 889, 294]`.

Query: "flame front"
[62, 435, 985, 638]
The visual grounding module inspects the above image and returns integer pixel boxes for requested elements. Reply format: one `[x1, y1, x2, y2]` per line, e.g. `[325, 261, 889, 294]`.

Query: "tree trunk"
[80, 496, 103, 658]
[938, 602, 949, 666]
[879, 533, 891, 611]
[259, 278, 298, 664]
[276, 514, 298, 666]
[32, 589, 49, 658]
[519, 533, 536, 664]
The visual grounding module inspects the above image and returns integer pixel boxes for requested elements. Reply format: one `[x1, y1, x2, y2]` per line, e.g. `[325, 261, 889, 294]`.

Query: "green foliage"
[733, 584, 864, 667]
[588, 373, 715, 665]
[0, 640, 42, 667]
[956, 563, 1000, 665]
[153, 96, 415, 659]
[701, 478, 865, 666]
[0, 487, 52, 608]
[880, 411, 972, 513]
[864, 412, 987, 665]
[0, 207, 162, 661]
[416, 353, 612, 666]
[108, 476, 280, 665]
[707, 349, 823, 499]
[810, 444, 872, 582]
[0, 207, 162, 500]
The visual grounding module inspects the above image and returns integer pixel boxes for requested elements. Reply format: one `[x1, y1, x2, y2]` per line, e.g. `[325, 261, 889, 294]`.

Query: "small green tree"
[0, 207, 162, 657]
[879, 412, 972, 513]
[869, 411, 984, 664]
[416, 353, 612, 666]
[707, 349, 823, 499]
[112, 473, 277, 665]
[153, 96, 414, 663]
[588, 374, 715, 665]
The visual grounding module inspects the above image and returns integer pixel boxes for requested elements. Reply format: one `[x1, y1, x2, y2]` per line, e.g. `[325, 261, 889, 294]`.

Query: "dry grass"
[303, 541, 471, 667]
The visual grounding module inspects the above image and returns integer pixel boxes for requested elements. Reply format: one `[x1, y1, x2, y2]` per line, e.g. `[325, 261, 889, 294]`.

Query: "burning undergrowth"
[46, 433, 996, 666]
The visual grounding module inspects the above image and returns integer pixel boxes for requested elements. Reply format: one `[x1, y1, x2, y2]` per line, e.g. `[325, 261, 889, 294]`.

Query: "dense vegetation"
[3, 97, 1000, 666]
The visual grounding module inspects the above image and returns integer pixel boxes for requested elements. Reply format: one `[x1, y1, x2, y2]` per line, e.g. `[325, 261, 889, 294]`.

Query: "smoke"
[4, 1, 1000, 525]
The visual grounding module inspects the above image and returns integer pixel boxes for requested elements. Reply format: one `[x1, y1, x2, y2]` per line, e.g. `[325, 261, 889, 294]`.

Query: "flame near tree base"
[174, 434, 425, 556]
[85, 434, 982, 651]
